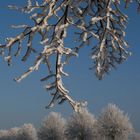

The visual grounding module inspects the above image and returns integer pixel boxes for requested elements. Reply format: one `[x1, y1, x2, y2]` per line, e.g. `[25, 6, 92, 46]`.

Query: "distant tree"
[96, 104, 133, 140]
[0, 0, 139, 111]
[0, 127, 19, 140]
[38, 112, 66, 140]
[66, 108, 97, 140]
[129, 133, 140, 140]
[0, 130, 10, 140]
[16, 123, 38, 140]
[0, 124, 37, 140]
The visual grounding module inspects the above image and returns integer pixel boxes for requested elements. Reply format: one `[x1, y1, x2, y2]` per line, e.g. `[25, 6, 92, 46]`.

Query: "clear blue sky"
[0, 1, 140, 132]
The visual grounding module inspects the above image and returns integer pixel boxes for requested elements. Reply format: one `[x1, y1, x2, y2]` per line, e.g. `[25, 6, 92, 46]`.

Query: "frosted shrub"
[16, 123, 38, 140]
[38, 112, 66, 140]
[0, 124, 37, 140]
[0, 130, 10, 140]
[66, 108, 97, 140]
[0, 127, 19, 140]
[96, 104, 133, 140]
[129, 133, 140, 140]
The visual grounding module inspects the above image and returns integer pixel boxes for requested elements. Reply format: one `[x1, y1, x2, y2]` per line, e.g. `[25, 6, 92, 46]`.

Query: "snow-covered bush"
[38, 112, 66, 140]
[0, 127, 19, 140]
[0, 124, 37, 140]
[129, 133, 140, 140]
[16, 123, 38, 140]
[96, 104, 133, 140]
[0, 130, 10, 140]
[66, 108, 97, 140]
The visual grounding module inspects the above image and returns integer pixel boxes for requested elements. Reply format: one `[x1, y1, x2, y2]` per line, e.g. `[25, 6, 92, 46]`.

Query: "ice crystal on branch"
[0, 0, 138, 111]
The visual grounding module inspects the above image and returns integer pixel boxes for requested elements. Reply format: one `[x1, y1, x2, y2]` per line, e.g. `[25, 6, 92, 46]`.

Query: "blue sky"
[0, 1, 140, 132]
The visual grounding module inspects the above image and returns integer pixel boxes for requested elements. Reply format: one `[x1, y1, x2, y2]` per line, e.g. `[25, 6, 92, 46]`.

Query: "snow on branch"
[0, 0, 137, 111]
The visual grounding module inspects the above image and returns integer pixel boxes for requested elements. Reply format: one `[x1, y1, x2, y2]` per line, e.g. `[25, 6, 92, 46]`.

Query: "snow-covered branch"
[0, 0, 138, 111]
